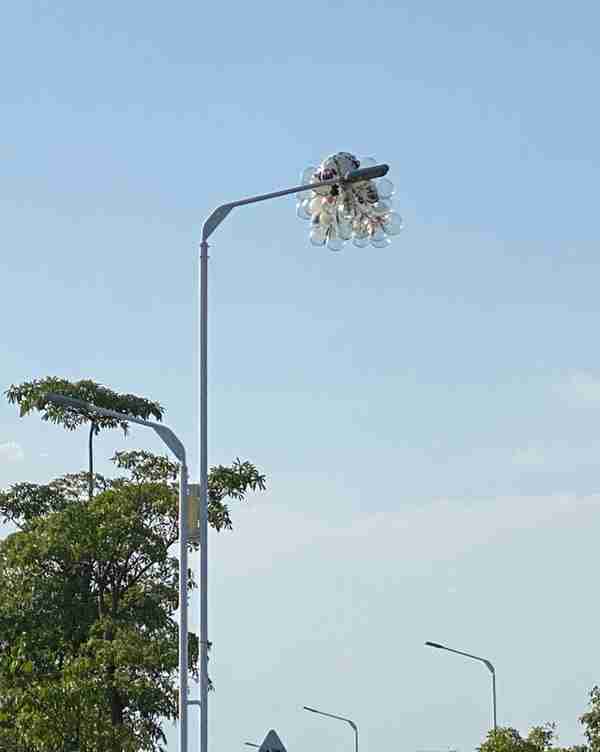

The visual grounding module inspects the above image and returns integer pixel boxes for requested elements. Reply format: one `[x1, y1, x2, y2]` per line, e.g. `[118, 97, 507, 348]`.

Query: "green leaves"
[480, 721, 590, 752]
[0, 449, 266, 751]
[5, 376, 164, 435]
[3, 376, 266, 750]
[581, 686, 600, 752]
[208, 457, 266, 531]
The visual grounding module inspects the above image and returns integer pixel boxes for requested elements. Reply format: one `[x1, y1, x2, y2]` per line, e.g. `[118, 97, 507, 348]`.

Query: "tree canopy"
[6, 377, 165, 500]
[0, 450, 265, 751]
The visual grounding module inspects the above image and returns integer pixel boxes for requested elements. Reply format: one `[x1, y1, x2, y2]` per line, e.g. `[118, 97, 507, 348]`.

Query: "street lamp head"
[303, 706, 318, 713]
[425, 641, 446, 649]
[344, 164, 389, 182]
[296, 152, 403, 251]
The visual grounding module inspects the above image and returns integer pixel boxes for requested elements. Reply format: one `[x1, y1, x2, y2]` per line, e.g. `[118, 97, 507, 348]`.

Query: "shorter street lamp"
[425, 641, 497, 731]
[44, 393, 192, 752]
[303, 705, 358, 752]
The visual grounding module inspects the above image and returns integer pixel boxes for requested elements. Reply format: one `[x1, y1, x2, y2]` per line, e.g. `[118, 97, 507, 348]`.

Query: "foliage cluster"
[1, 378, 266, 751]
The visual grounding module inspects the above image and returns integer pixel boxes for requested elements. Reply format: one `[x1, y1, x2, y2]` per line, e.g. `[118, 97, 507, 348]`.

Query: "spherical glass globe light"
[319, 210, 333, 226]
[352, 223, 370, 244]
[370, 226, 386, 242]
[301, 166, 316, 184]
[310, 226, 327, 246]
[376, 178, 394, 199]
[371, 236, 391, 248]
[338, 220, 353, 241]
[373, 199, 392, 214]
[297, 152, 402, 251]
[327, 236, 344, 252]
[296, 198, 311, 220]
[383, 212, 405, 236]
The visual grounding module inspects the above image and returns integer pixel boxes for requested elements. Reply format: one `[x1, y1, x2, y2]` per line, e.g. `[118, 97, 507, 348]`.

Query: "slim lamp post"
[425, 640, 497, 730]
[45, 393, 191, 751]
[199, 162, 390, 752]
[303, 705, 358, 752]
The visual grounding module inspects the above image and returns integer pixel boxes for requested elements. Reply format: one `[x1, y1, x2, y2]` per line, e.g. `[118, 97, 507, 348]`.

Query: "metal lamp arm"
[44, 392, 186, 464]
[201, 165, 389, 242]
[449, 649, 495, 675]
[303, 706, 358, 752]
[426, 642, 494, 674]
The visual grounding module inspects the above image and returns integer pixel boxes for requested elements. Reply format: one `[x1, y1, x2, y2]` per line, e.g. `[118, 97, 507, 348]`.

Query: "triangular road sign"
[259, 729, 287, 752]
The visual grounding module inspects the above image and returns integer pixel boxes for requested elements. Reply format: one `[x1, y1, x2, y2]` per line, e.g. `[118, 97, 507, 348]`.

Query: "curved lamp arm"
[303, 705, 358, 752]
[44, 392, 186, 464]
[425, 641, 497, 730]
[202, 165, 389, 242]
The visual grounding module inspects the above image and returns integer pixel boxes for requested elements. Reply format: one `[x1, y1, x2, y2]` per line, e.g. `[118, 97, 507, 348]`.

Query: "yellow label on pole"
[187, 483, 200, 542]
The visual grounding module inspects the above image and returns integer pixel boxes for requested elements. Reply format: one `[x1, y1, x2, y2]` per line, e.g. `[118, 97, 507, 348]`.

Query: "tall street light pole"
[303, 705, 358, 752]
[425, 640, 497, 731]
[44, 393, 191, 751]
[199, 163, 389, 752]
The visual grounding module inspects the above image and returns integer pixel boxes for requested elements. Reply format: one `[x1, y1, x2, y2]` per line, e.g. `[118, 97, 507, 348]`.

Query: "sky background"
[2, 1, 600, 750]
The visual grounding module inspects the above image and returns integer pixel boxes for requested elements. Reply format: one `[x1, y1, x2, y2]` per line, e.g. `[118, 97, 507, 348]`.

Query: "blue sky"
[2, 1, 600, 750]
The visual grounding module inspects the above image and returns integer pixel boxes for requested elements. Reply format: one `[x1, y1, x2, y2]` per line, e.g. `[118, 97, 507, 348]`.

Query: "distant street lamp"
[45, 393, 191, 752]
[425, 640, 497, 730]
[244, 744, 260, 748]
[303, 705, 358, 752]
[200, 154, 398, 752]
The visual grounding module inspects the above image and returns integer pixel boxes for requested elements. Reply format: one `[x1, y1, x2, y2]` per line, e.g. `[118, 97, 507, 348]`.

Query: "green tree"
[527, 723, 559, 752]
[479, 726, 540, 752]
[581, 686, 600, 752]
[1, 383, 266, 751]
[479, 722, 587, 752]
[6, 377, 164, 499]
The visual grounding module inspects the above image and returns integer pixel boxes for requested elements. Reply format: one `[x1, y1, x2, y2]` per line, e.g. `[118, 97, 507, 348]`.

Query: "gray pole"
[199, 238, 209, 752]
[492, 668, 497, 731]
[179, 461, 189, 751]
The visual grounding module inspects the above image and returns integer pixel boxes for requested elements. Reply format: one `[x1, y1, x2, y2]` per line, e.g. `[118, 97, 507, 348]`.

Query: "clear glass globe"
[371, 236, 391, 248]
[373, 199, 392, 214]
[301, 166, 316, 184]
[312, 197, 325, 214]
[371, 226, 386, 242]
[340, 197, 354, 220]
[360, 157, 377, 168]
[338, 220, 353, 241]
[352, 235, 370, 248]
[376, 178, 394, 199]
[310, 226, 326, 246]
[383, 212, 405, 235]
[327, 236, 344, 252]
[319, 209, 333, 226]
[296, 198, 311, 220]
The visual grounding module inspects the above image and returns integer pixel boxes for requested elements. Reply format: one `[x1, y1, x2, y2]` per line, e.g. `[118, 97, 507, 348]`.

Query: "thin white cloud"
[0, 441, 24, 463]
[512, 445, 547, 466]
[562, 370, 600, 405]
[211, 490, 600, 577]
[511, 440, 600, 468]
